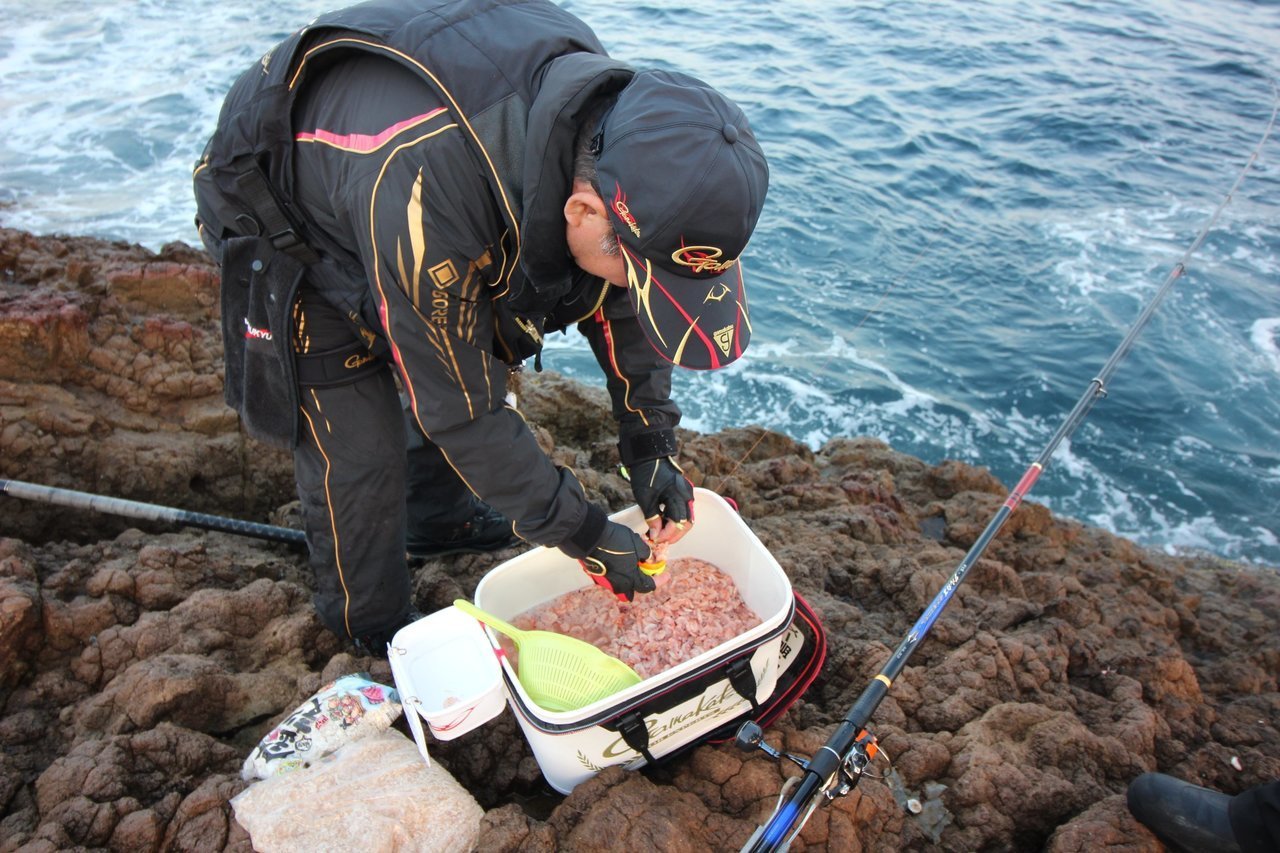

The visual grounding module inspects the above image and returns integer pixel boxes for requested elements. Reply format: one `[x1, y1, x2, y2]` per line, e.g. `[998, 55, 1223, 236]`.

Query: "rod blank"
[1, 478, 306, 546]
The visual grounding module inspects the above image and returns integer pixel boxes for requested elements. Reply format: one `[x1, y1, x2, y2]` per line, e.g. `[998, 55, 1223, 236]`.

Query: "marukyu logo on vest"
[243, 318, 273, 341]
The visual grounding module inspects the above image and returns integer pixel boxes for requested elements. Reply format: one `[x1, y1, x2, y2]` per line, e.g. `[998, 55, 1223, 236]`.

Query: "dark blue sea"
[2, 0, 1277, 566]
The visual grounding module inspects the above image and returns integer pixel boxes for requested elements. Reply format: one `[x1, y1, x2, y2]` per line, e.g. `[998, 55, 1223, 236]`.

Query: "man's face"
[565, 183, 627, 288]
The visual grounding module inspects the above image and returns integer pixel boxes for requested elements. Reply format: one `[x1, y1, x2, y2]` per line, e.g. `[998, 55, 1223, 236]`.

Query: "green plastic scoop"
[453, 599, 642, 712]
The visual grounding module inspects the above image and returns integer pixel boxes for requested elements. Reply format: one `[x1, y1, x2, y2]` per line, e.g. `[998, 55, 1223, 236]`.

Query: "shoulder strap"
[232, 166, 320, 265]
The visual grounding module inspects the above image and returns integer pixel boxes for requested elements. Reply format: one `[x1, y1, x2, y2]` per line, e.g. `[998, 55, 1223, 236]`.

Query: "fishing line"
[709, 186, 949, 491]
[735, 85, 1278, 853]
[710, 83, 1279, 499]
[710, 85, 1040, 493]
[708, 246, 924, 490]
[1086, 84, 1277, 390]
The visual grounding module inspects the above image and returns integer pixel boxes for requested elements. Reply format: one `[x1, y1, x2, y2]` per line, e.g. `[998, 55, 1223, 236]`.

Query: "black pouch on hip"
[218, 236, 306, 449]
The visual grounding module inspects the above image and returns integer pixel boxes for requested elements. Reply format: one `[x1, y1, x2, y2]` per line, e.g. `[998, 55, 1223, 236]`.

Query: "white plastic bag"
[242, 673, 402, 780]
[232, 729, 484, 853]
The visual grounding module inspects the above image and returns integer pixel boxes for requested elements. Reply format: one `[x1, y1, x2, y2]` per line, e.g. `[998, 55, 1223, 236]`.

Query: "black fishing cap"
[595, 70, 769, 370]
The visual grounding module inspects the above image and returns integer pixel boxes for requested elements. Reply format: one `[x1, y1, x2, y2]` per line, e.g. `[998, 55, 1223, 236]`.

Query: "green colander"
[453, 599, 641, 712]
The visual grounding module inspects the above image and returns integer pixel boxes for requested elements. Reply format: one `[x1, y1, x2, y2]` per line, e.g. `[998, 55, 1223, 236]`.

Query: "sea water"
[2, 0, 1278, 566]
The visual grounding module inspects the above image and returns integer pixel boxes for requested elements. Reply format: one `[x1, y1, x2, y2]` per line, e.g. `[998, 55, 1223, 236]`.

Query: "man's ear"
[564, 180, 607, 228]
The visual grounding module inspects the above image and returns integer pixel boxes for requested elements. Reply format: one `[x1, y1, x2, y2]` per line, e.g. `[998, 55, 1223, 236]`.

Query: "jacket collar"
[519, 52, 633, 303]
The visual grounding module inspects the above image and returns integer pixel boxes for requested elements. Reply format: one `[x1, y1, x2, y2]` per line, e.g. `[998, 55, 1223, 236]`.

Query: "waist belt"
[295, 341, 384, 388]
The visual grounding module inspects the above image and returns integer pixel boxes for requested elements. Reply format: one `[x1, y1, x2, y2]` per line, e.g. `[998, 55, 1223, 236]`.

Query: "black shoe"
[352, 608, 425, 656]
[1127, 772, 1242, 853]
[406, 504, 520, 559]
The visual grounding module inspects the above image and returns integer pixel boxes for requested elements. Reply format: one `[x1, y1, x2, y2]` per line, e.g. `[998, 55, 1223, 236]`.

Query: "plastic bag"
[241, 673, 402, 781]
[232, 729, 483, 853]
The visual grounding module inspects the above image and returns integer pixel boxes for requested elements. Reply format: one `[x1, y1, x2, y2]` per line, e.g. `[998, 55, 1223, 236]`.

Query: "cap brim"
[620, 243, 752, 370]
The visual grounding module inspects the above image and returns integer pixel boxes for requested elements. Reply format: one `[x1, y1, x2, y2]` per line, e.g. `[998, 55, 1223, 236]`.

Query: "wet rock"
[1, 228, 1278, 851]
[0, 543, 43, 687]
[27, 723, 245, 850]
[0, 227, 294, 546]
[1045, 793, 1161, 852]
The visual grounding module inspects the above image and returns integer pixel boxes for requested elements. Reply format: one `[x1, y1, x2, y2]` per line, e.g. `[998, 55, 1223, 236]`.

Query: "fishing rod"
[0, 478, 307, 546]
[733, 94, 1279, 852]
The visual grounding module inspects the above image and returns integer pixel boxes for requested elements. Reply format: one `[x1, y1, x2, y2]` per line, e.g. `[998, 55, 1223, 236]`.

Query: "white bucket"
[474, 488, 796, 793]
[389, 489, 799, 790]
[388, 604, 506, 763]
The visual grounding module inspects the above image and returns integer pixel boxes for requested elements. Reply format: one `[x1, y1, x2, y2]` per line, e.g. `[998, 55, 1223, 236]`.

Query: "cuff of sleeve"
[619, 428, 679, 466]
[559, 503, 608, 558]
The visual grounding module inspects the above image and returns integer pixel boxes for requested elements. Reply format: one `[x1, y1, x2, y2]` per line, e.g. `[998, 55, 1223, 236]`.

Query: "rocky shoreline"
[2, 226, 1277, 851]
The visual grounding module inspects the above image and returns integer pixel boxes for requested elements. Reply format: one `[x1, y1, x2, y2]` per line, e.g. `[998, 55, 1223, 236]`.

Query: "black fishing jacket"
[196, 0, 682, 550]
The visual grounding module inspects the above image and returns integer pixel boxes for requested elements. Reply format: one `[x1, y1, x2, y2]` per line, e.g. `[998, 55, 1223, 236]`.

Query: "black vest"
[194, 0, 635, 316]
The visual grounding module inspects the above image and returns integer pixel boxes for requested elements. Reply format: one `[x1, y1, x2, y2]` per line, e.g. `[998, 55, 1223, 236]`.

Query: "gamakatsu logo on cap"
[672, 246, 736, 274]
[613, 201, 641, 237]
[612, 186, 641, 237]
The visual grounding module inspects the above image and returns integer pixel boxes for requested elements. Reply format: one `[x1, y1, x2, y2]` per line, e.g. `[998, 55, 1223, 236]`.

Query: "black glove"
[577, 521, 656, 603]
[625, 457, 694, 528]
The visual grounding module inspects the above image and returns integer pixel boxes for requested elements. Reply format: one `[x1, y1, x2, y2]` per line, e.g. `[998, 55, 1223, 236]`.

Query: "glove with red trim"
[578, 521, 656, 603]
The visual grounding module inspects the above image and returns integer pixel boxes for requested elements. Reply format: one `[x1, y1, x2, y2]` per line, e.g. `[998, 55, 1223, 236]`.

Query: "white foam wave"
[1249, 318, 1280, 374]
[1159, 515, 1263, 563]
[0, 0, 316, 247]
[1043, 202, 1209, 305]
[1239, 225, 1280, 275]
[3, 0, 1278, 568]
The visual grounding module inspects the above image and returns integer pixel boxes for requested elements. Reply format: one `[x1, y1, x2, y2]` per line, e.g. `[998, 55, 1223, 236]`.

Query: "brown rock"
[28, 724, 242, 849]
[2, 228, 1278, 851]
[0, 544, 43, 687]
[1046, 793, 1161, 852]
[0, 227, 294, 546]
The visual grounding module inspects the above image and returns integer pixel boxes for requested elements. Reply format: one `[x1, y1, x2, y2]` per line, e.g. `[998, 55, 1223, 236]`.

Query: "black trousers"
[1231, 780, 1280, 853]
[291, 284, 476, 642]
